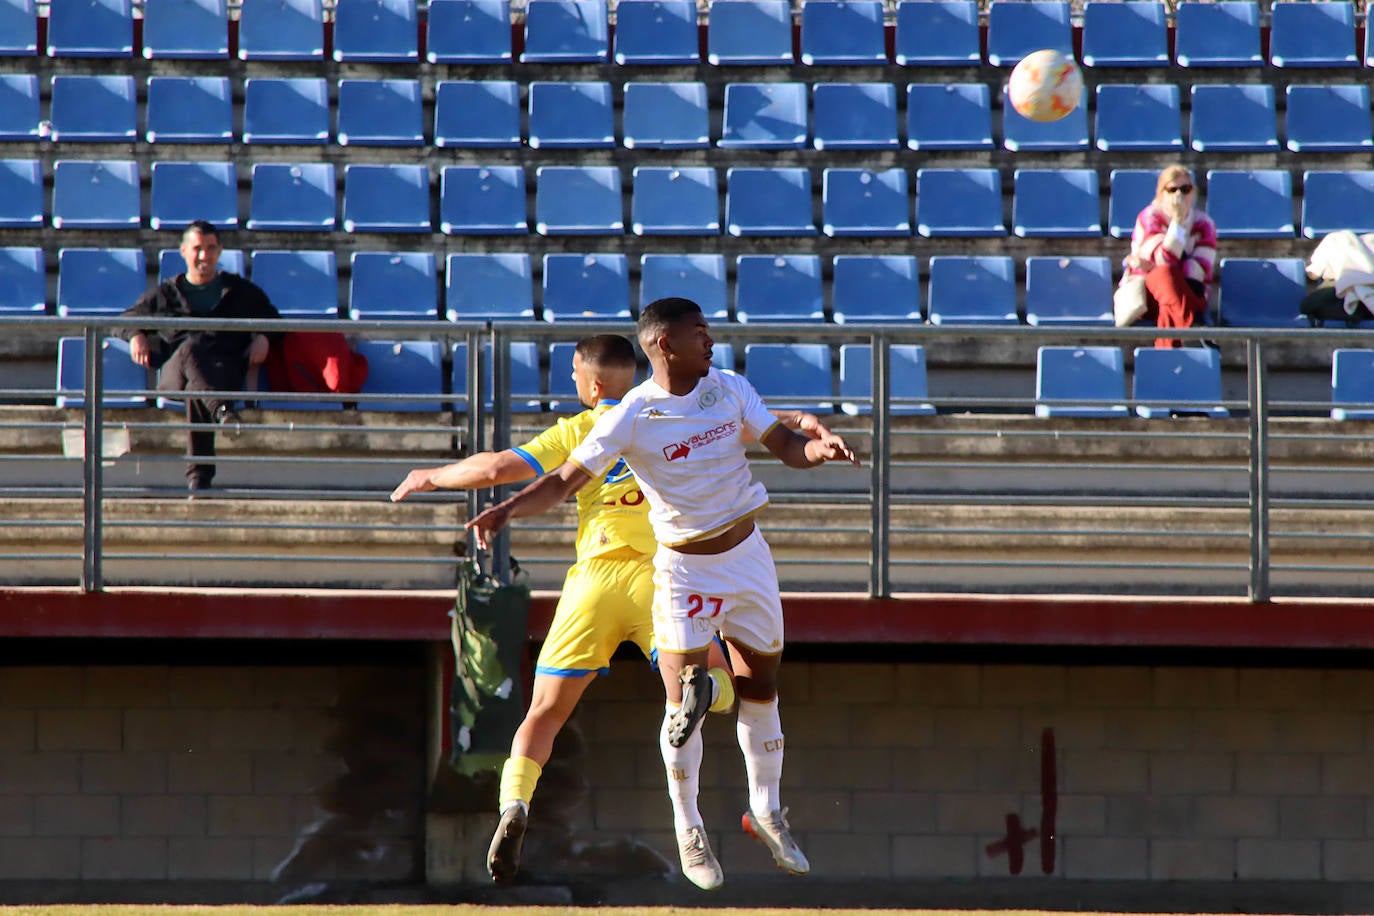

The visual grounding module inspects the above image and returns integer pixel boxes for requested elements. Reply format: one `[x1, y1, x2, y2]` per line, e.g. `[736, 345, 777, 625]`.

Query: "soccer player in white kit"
[468, 297, 860, 890]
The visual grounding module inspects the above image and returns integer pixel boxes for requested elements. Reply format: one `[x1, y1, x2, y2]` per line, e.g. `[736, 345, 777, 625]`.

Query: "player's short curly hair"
[575, 333, 636, 370]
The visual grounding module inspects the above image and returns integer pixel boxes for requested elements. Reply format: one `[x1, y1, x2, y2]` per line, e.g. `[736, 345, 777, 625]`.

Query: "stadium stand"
[237, 0, 324, 60]
[1301, 171, 1374, 238]
[1003, 97, 1091, 152]
[348, 252, 438, 321]
[49, 75, 137, 142]
[0, 74, 38, 140]
[1205, 169, 1295, 239]
[1024, 256, 1114, 326]
[813, 83, 899, 151]
[249, 250, 340, 318]
[1080, 1, 1168, 67]
[1189, 85, 1279, 153]
[915, 168, 1006, 237]
[800, 0, 887, 66]
[927, 255, 1018, 325]
[744, 343, 835, 412]
[541, 253, 631, 321]
[734, 254, 825, 323]
[1035, 346, 1130, 418]
[707, 0, 793, 65]
[1268, 0, 1358, 67]
[142, 0, 228, 59]
[56, 248, 145, 317]
[336, 79, 425, 146]
[1285, 85, 1373, 153]
[528, 81, 615, 149]
[906, 83, 993, 151]
[149, 161, 238, 231]
[52, 160, 140, 230]
[444, 252, 535, 321]
[613, 0, 699, 65]
[630, 166, 720, 236]
[1094, 84, 1183, 152]
[434, 80, 521, 149]
[355, 340, 444, 412]
[1107, 169, 1158, 239]
[145, 76, 233, 143]
[1174, 1, 1262, 66]
[341, 164, 431, 234]
[534, 165, 623, 235]
[1217, 258, 1309, 327]
[1132, 347, 1229, 419]
[894, 0, 979, 65]
[639, 253, 729, 320]
[719, 82, 808, 149]
[1331, 349, 1374, 420]
[725, 167, 816, 237]
[55, 337, 147, 409]
[986, 0, 1072, 66]
[520, 0, 608, 63]
[243, 78, 330, 144]
[47, 0, 133, 57]
[1012, 169, 1102, 238]
[333, 0, 420, 62]
[822, 168, 911, 238]
[0, 246, 45, 314]
[622, 82, 710, 149]
[426, 0, 511, 63]
[0, 159, 41, 229]
[839, 344, 936, 417]
[0, 0, 36, 56]
[247, 163, 337, 232]
[440, 165, 527, 235]
[831, 255, 922, 324]
[452, 341, 543, 411]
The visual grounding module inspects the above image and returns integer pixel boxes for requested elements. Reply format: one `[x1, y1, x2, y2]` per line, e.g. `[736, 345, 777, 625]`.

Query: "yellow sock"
[708, 666, 735, 714]
[498, 755, 542, 810]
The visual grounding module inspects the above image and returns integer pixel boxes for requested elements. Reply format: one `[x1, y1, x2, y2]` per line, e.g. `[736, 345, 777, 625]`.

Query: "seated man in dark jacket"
[121, 220, 281, 492]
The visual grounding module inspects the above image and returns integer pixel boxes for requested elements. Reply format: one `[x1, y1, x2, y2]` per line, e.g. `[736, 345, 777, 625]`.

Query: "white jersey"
[569, 367, 781, 547]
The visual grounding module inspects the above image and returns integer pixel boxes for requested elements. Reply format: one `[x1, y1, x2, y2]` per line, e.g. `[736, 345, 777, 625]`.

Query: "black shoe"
[487, 804, 528, 883]
[214, 404, 243, 441]
[666, 665, 712, 748]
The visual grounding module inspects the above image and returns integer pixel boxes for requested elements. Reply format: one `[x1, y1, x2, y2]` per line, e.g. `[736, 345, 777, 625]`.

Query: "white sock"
[736, 696, 783, 817]
[661, 703, 704, 833]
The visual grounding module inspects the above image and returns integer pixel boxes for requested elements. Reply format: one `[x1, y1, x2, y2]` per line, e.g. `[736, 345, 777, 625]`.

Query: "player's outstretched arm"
[390, 451, 535, 502]
[466, 461, 593, 550]
[758, 424, 861, 470]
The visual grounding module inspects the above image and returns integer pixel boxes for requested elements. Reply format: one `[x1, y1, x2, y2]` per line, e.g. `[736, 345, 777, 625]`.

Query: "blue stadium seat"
[451, 341, 542, 412]
[916, 168, 1006, 237]
[707, 0, 793, 65]
[440, 165, 527, 235]
[800, 0, 887, 65]
[0, 0, 36, 56]
[622, 82, 710, 149]
[158, 248, 244, 283]
[1132, 347, 1228, 419]
[831, 255, 921, 324]
[56, 248, 146, 317]
[631, 166, 719, 236]
[342, 164, 431, 234]
[541, 253, 631, 321]
[0, 75, 38, 140]
[725, 167, 816, 237]
[822, 168, 911, 237]
[1206, 169, 1294, 239]
[1189, 84, 1278, 152]
[719, 82, 807, 149]
[247, 163, 336, 232]
[1286, 85, 1372, 153]
[614, 0, 699, 64]
[146, 76, 232, 143]
[445, 253, 535, 321]
[839, 345, 936, 416]
[49, 75, 136, 142]
[250, 250, 339, 318]
[238, 0, 324, 60]
[744, 344, 835, 413]
[639, 254, 728, 320]
[1012, 169, 1101, 238]
[337, 79, 424, 146]
[548, 341, 617, 411]
[150, 161, 237, 231]
[986, 0, 1072, 66]
[1003, 93, 1090, 152]
[1035, 346, 1129, 418]
[1174, 1, 1260, 67]
[813, 83, 898, 150]
[351, 251, 436, 322]
[52, 160, 139, 230]
[906, 83, 993, 151]
[142, 0, 228, 58]
[426, 0, 511, 63]
[1081, 1, 1167, 67]
[434, 80, 520, 148]
[528, 81, 615, 149]
[47, 0, 132, 56]
[334, 0, 419, 61]
[354, 341, 444, 412]
[734, 255, 824, 323]
[1302, 171, 1374, 239]
[56, 337, 148, 408]
[927, 256, 1017, 325]
[0, 247, 45, 314]
[1367, 16, 1374, 66]
[535, 166, 623, 235]
[1107, 169, 1157, 239]
[894, 0, 979, 66]
[1269, 1, 1356, 67]
[1094, 84, 1182, 151]
[521, 0, 608, 62]
[1024, 256, 1113, 326]
[243, 78, 329, 144]
[1217, 257, 1307, 327]
[1331, 350, 1374, 420]
[0, 159, 40, 228]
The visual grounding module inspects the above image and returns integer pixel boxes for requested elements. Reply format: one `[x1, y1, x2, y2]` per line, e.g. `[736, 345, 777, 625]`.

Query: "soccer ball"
[1007, 49, 1083, 122]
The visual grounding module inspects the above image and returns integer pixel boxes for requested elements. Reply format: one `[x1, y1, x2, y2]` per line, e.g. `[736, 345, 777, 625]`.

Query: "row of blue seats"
[7, 75, 1370, 154]
[7, 0, 1374, 70]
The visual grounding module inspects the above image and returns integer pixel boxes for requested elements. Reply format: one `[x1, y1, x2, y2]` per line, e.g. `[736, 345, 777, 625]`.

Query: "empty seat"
[800, 0, 887, 65]
[521, 0, 608, 62]
[707, 0, 793, 65]
[243, 78, 329, 144]
[1331, 350, 1374, 420]
[622, 82, 710, 149]
[355, 341, 443, 412]
[49, 75, 136, 142]
[1107, 169, 1158, 239]
[56, 337, 148, 408]
[1286, 85, 1373, 153]
[1217, 258, 1307, 327]
[639, 254, 728, 319]
[528, 81, 615, 149]
[158, 247, 244, 283]
[337, 79, 424, 146]
[342, 164, 431, 233]
[535, 166, 623, 235]
[0, 74, 38, 140]
[1302, 171, 1374, 239]
[349, 252, 438, 321]
[150, 161, 237, 231]
[822, 167, 910, 237]
[839, 345, 935, 416]
[440, 165, 527, 235]
[1035, 346, 1129, 418]
[1081, 1, 1167, 66]
[631, 166, 719, 236]
[0, 247, 45, 314]
[1205, 169, 1294, 239]
[1132, 347, 1228, 419]
[56, 248, 146, 317]
[52, 160, 140, 230]
[334, 0, 418, 62]
[1012, 169, 1101, 238]
[1269, 1, 1356, 67]
[426, 0, 511, 63]
[142, 0, 228, 58]
[744, 344, 834, 412]
[445, 253, 535, 321]
[906, 83, 993, 151]
[238, 0, 324, 60]
[894, 0, 979, 65]
[0, 159, 40, 228]
[250, 250, 339, 318]
[1024, 256, 1113, 326]
[719, 82, 808, 149]
[0, 0, 36, 56]
[1175, 2, 1260, 67]
[1189, 84, 1278, 152]
[451, 341, 542, 412]
[734, 254, 824, 323]
[247, 163, 337, 232]
[47, 0, 132, 56]
[541, 253, 631, 321]
[614, 0, 699, 64]
[927, 256, 1017, 325]
[986, 0, 1072, 66]
[725, 167, 816, 237]
[547, 341, 582, 411]
[1003, 92, 1091, 152]
[434, 80, 520, 148]
[813, 83, 898, 150]
[916, 168, 1006, 237]
[146, 76, 233, 143]
[1094, 84, 1182, 152]
[831, 255, 921, 323]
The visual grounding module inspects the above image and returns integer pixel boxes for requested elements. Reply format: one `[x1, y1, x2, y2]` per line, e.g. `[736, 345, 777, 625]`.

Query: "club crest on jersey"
[698, 386, 722, 409]
[662, 421, 738, 461]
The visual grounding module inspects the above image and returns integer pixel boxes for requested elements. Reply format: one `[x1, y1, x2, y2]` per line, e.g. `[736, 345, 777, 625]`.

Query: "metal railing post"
[1247, 337, 1270, 602]
[464, 327, 485, 567]
[489, 327, 512, 581]
[81, 325, 103, 592]
[869, 333, 891, 598]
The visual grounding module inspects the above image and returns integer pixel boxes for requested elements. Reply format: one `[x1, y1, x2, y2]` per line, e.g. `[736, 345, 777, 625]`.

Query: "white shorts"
[651, 526, 784, 655]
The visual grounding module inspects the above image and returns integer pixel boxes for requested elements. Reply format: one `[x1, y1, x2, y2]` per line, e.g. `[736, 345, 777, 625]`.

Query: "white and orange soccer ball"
[1007, 48, 1084, 123]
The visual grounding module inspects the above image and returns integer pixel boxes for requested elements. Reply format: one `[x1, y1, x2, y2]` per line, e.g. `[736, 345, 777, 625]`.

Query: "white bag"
[1113, 274, 1149, 327]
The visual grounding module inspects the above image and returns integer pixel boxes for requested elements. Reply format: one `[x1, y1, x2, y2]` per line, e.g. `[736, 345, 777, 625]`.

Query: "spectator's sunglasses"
[1165, 184, 1194, 194]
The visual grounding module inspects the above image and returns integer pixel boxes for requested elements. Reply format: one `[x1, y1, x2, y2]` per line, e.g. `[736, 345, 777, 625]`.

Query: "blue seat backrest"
[734, 254, 824, 323]
[1132, 347, 1228, 418]
[238, 0, 324, 60]
[142, 0, 229, 59]
[927, 256, 1018, 325]
[349, 251, 438, 320]
[831, 255, 921, 323]
[451, 341, 543, 412]
[839, 344, 935, 416]
[250, 250, 340, 318]
[0, 246, 45, 314]
[541, 253, 630, 321]
[355, 340, 444, 412]
[521, 0, 609, 62]
[333, 0, 419, 62]
[987, 0, 1072, 66]
[707, 0, 793, 65]
[1081, 1, 1167, 66]
[1024, 256, 1113, 326]
[0, 0, 37, 55]
[894, 0, 979, 65]
[1035, 346, 1129, 418]
[744, 343, 835, 413]
[639, 253, 728, 320]
[614, 0, 699, 64]
[426, 0, 511, 63]
[1331, 349, 1374, 420]
[1217, 258, 1308, 327]
[56, 337, 148, 408]
[444, 253, 534, 321]
[1301, 170, 1374, 239]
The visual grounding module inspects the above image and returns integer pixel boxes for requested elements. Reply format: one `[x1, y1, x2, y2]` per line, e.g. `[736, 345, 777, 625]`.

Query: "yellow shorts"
[535, 553, 655, 678]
